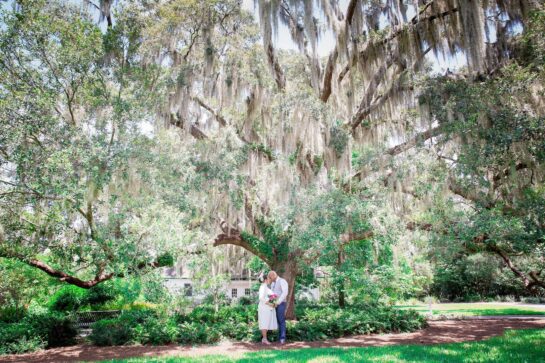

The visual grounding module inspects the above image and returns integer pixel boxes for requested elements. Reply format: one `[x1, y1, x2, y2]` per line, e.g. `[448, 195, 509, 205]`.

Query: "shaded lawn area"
[395, 303, 545, 316]
[99, 328, 545, 362]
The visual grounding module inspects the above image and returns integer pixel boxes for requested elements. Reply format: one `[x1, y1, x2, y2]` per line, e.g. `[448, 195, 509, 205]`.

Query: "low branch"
[27, 259, 114, 288]
[488, 244, 545, 290]
[213, 220, 271, 264]
[0, 249, 168, 288]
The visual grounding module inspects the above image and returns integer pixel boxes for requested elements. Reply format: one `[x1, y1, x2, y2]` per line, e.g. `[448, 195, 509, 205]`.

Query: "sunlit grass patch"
[395, 303, 545, 316]
[102, 328, 545, 363]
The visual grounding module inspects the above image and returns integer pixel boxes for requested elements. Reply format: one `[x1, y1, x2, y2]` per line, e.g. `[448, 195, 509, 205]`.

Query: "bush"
[0, 306, 26, 323]
[280, 303, 427, 342]
[49, 286, 86, 312]
[0, 311, 77, 355]
[522, 296, 545, 304]
[178, 322, 221, 344]
[89, 319, 132, 346]
[83, 284, 117, 307]
[28, 311, 78, 348]
[0, 325, 45, 355]
[49, 284, 117, 312]
[89, 303, 426, 347]
[89, 310, 178, 346]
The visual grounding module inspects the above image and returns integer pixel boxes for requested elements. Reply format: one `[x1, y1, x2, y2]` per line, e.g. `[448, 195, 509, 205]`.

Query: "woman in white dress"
[258, 275, 278, 344]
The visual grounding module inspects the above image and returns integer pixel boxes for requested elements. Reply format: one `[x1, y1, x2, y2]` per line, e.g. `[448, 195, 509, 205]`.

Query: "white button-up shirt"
[271, 277, 289, 304]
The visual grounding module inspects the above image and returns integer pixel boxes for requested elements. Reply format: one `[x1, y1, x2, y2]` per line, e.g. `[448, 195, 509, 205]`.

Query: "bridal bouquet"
[268, 293, 278, 306]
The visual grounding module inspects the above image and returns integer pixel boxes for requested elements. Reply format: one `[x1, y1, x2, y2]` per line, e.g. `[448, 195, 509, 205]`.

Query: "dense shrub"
[49, 286, 87, 312]
[90, 301, 425, 347]
[0, 311, 77, 355]
[89, 310, 178, 346]
[29, 311, 78, 348]
[49, 284, 117, 312]
[0, 324, 45, 355]
[82, 284, 117, 307]
[285, 304, 426, 342]
[0, 306, 26, 324]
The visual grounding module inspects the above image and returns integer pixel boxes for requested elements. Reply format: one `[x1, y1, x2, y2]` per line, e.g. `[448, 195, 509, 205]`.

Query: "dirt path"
[2, 318, 545, 363]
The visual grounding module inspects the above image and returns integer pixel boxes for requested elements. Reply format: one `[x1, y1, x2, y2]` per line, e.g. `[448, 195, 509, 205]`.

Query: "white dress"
[258, 283, 278, 330]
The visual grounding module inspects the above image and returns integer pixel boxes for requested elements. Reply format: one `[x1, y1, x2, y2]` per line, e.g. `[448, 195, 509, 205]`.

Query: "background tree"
[0, 0, 197, 287]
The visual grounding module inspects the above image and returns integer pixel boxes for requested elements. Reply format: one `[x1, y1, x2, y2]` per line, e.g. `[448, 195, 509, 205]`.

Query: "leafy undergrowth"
[101, 328, 545, 363]
[89, 303, 426, 346]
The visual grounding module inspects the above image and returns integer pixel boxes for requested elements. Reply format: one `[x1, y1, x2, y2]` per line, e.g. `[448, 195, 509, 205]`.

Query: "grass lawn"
[100, 328, 545, 362]
[395, 303, 545, 316]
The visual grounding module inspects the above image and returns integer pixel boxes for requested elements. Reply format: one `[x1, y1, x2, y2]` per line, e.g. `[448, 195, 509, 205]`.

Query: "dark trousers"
[276, 302, 287, 341]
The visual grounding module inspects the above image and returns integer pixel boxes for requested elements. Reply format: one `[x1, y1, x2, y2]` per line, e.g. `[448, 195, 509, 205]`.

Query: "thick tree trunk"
[271, 258, 298, 320]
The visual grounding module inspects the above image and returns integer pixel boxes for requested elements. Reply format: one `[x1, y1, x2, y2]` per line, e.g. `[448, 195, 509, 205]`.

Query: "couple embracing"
[257, 270, 288, 345]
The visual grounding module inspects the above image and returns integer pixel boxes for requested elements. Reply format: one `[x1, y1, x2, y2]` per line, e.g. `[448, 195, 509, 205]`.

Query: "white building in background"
[163, 258, 321, 302]
[162, 259, 254, 302]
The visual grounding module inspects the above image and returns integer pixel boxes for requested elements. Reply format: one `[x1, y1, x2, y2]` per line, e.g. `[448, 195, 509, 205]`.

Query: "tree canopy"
[1, 0, 544, 319]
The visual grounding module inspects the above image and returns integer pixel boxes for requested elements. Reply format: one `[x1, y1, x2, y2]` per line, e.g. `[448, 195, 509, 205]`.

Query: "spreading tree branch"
[213, 220, 272, 264]
[320, 0, 358, 102]
[169, 112, 208, 140]
[267, 44, 286, 91]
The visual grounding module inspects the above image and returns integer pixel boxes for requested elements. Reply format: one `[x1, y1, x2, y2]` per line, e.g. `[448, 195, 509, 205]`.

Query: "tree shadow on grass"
[225, 329, 545, 363]
[109, 328, 545, 363]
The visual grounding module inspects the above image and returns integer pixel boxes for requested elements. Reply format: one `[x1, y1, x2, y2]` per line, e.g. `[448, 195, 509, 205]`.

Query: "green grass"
[395, 303, 545, 316]
[99, 328, 545, 362]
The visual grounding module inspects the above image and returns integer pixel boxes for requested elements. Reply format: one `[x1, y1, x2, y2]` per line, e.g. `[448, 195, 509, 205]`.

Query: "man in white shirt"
[268, 270, 288, 344]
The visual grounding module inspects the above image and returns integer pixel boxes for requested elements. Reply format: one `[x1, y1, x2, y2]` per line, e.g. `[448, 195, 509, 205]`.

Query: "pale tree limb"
[320, 0, 359, 102]
[267, 44, 286, 91]
[350, 125, 445, 181]
[169, 111, 208, 140]
[0, 249, 165, 289]
[350, 46, 432, 133]
[212, 220, 272, 265]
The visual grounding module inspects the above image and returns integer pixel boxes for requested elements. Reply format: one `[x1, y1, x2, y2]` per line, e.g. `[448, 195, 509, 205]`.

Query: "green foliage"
[49, 284, 117, 312]
[431, 254, 530, 301]
[0, 310, 77, 354]
[329, 124, 350, 156]
[0, 307, 26, 324]
[89, 303, 425, 347]
[0, 258, 54, 308]
[0, 0, 194, 289]
[157, 253, 175, 268]
[49, 286, 87, 312]
[415, 13, 545, 296]
[90, 310, 178, 346]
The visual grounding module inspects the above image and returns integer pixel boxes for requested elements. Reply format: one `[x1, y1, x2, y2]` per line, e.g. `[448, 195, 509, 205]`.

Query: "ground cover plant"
[88, 303, 426, 346]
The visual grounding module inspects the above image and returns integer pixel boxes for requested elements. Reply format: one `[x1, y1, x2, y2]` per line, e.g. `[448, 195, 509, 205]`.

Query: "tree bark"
[320, 0, 359, 102]
[488, 244, 545, 291]
[28, 259, 114, 288]
[266, 44, 286, 91]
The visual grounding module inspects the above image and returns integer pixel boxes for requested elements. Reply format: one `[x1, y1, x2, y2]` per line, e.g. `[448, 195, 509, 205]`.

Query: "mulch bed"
[2, 317, 544, 363]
